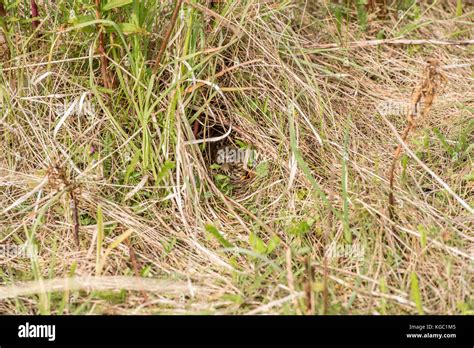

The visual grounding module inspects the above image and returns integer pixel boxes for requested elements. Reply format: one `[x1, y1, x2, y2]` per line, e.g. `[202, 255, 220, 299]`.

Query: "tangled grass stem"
[388, 59, 448, 224]
[0, 1, 472, 315]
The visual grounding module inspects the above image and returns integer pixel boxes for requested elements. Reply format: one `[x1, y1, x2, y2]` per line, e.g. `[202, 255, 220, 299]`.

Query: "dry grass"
[0, 0, 472, 314]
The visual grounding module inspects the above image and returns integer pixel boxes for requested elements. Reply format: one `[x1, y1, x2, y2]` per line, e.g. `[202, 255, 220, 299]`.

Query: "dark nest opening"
[197, 122, 257, 195]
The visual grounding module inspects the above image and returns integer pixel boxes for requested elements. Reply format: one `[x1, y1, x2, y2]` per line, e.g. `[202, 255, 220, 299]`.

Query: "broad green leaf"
[109, 22, 145, 34]
[266, 235, 280, 254]
[205, 224, 233, 248]
[410, 272, 424, 314]
[249, 232, 266, 254]
[287, 218, 314, 237]
[103, 0, 133, 12]
[157, 160, 175, 183]
[68, 14, 95, 25]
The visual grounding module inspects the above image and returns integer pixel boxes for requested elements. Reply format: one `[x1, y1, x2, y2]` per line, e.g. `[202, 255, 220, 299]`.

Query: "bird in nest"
[210, 143, 257, 188]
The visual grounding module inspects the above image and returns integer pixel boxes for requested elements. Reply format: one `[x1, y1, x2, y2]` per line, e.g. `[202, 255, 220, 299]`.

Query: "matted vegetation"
[0, 0, 472, 314]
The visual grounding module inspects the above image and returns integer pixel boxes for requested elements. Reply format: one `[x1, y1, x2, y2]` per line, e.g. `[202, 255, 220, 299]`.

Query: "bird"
[211, 141, 256, 188]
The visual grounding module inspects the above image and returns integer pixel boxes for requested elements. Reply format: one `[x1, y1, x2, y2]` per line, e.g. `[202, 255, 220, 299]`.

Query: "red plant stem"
[0, 1, 6, 18]
[125, 238, 149, 303]
[30, 0, 39, 30]
[95, 0, 112, 89]
[98, 31, 112, 88]
[1, 0, 9, 61]
[192, 120, 200, 138]
[69, 190, 80, 247]
[152, 0, 182, 74]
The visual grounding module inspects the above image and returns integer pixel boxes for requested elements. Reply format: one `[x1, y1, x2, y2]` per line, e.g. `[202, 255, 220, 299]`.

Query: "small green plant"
[205, 223, 234, 249]
[356, 0, 368, 32]
[249, 232, 280, 255]
[410, 272, 424, 315]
